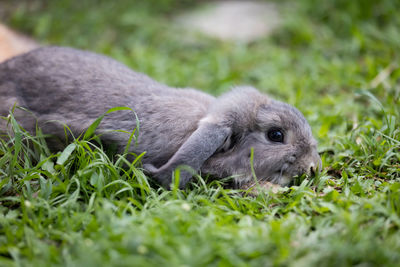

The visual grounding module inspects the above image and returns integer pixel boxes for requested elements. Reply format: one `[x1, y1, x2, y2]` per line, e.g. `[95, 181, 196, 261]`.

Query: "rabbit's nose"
[308, 155, 322, 175]
[309, 162, 316, 175]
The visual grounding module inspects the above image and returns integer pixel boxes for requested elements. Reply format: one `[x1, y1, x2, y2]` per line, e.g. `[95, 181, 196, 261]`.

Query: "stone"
[176, 1, 280, 42]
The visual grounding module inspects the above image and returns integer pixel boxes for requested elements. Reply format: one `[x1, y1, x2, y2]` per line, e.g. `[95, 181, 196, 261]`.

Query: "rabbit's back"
[0, 46, 214, 166]
[1, 46, 170, 115]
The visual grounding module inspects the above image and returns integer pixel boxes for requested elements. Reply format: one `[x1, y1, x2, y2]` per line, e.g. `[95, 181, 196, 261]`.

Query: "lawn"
[0, 0, 399, 266]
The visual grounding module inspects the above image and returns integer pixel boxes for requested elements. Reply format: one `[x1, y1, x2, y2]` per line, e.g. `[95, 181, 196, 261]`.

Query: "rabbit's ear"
[145, 121, 231, 189]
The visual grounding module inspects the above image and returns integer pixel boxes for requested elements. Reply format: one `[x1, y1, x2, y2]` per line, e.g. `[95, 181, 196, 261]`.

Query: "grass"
[0, 0, 399, 266]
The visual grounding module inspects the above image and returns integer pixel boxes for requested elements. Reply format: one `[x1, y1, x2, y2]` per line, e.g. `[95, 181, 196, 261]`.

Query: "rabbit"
[0, 46, 322, 189]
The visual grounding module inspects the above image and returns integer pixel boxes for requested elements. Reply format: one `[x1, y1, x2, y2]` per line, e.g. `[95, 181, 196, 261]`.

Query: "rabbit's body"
[0, 47, 212, 168]
[0, 46, 321, 189]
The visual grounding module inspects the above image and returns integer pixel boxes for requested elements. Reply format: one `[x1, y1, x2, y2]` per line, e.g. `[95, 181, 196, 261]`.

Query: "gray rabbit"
[0, 46, 321, 189]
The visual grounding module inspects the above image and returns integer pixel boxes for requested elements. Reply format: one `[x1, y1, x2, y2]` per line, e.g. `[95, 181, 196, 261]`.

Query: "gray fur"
[0, 46, 321, 189]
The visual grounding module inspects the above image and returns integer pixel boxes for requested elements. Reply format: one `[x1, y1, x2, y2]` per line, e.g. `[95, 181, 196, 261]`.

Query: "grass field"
[0, 0, 399, 266]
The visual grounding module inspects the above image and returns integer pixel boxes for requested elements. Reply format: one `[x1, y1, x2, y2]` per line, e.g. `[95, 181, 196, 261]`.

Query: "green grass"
[1, 0, 399, 266]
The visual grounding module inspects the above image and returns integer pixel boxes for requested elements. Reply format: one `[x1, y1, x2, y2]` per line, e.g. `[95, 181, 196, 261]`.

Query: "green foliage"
[0, 0, 399, 266]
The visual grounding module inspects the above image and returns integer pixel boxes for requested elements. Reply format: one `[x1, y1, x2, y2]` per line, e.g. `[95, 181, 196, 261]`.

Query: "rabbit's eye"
[267, 129, 284, 143]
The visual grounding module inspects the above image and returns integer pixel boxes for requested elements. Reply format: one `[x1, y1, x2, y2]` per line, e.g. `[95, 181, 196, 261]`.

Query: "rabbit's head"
[200, 87, 321, 188]
[147, 86, 321, 189]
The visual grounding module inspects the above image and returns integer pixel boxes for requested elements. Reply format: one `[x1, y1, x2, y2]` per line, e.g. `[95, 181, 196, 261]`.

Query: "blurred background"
[0, 0, 399, 149]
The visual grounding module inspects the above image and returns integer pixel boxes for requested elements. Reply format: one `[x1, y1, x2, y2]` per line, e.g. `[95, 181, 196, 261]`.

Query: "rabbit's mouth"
[237, 171, 291, 192]
[237, 170, 293, 189]
[271, 160, 320, 186]
[268, 171, 292, 186]
[270, 162, 293, 185]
